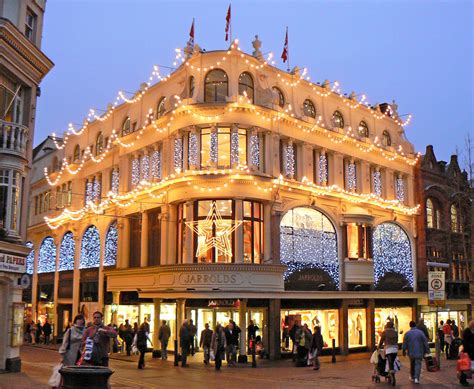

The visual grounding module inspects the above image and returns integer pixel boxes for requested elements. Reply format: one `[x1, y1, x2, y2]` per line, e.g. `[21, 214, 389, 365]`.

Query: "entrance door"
[57, 304, 72, 337]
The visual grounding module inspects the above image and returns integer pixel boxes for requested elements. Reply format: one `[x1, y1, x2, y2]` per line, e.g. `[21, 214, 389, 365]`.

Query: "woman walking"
[134, 323, 151, 369]
[379, 321, 399, 373]
[211, 324, 226, 371]
[459, 320, 474, 386]
[310, 326, 324, 370]
[59, 315, 85, 366]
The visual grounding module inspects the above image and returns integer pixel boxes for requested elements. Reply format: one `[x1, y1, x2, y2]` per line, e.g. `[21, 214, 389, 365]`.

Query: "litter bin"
[59, 366, 114, 389]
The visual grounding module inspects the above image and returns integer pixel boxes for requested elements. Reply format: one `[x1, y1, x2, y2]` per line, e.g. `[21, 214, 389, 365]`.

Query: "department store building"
[27, 38, 425, 359]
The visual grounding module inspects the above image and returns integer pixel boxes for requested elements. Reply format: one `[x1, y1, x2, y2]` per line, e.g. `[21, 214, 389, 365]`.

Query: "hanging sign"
[0, 254, 26, 274]
[428, 271, 445, 307]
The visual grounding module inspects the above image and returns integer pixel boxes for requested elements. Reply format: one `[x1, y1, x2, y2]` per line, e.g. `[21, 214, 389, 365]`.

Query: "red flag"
[281, 27, 288, 63]
[225, 4, 231, 41]
[189, 18, 195, 46]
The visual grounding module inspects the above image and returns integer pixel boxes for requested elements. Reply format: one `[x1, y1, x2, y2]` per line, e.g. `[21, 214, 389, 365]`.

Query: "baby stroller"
[371, 348, 396, 386]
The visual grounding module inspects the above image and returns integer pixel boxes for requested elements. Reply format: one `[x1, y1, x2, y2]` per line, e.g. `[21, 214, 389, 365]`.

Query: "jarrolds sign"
[0, 253, 26, 273]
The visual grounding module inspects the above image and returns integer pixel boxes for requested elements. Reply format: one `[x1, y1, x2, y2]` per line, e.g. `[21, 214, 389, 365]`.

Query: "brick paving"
[0, 345, 470, 389]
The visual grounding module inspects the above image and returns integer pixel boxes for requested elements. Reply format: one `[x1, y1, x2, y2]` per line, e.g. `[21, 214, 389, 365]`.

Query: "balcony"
[0, 120, 29, 159]
[344, 259, 374, 284]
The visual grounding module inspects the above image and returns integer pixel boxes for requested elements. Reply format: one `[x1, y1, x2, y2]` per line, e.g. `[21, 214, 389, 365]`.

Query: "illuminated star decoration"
[185, 201, 242, 260]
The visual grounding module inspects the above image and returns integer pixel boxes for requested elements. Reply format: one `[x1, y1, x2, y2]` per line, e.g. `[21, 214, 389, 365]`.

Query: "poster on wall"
[11, 303, 24, 347]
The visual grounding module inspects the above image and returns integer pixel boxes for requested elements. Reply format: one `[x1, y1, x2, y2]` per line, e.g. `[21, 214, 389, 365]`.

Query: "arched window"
[52, 156, 59, 172]
[382, 130, 391, 147]
[450, 204, 459, 232]
[272, 87, 285, 108]
[426, 199, 434, 229]
[204, 69, 228, 102]
[358, 121, 369, 138]
[95, 132, 104, 155]
[38, 236, 56, 273]
[73, 145, 80, 163]
[122, 117, 131, 136]
[104, 221, 118, 267]
[189, 76, 195, 98]
[25, 241, 34, 275]
[58, 231, 75, 271]
[332, 110, 344, 129]
[303, 99, 316, 118]
[80, 225, 100, 269]
[280, 207, 339, 289]
[238, 72, 254, 103]
[373, 223, 413, 289]
[156, 97, 166, 118]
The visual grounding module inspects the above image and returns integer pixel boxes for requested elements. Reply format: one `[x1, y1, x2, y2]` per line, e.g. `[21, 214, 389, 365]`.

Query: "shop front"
[374, 300, 415, 345]
[420, 302, 472, 341]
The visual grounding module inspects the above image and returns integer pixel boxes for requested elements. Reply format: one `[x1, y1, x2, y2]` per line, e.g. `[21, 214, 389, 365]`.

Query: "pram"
[371, 348, 397, 386]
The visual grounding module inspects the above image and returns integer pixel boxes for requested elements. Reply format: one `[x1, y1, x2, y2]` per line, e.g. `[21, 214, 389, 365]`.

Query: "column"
[359, 161, 371, 194]
[263, 203, 272, 263]
[159, 205, 169, 265]
[265, 132, 280, 177]
[117, 217, 130, 268]
[383, 169, 395, 200]
[72, 237, 81, 316]
[140, 211, 149, 267]
[98, 232, 106, 311]
[406, 173, 415, 206]
[119, 154, 131, 193]
[161, 138, 171, 178]
[339, 299, 349, 355]
[367, 299, 375, 351]
[234, 199, 244, 263]
[101, 167, 112, 194]
[330, 152, 344, 188]
[31, 244, 40, 321]
[111, 292, 120, 325]
[53, 237, 61, 337]
[176, 299, 186, 349]
[238, 299, 248, 362]
[268, 299, 281, 360]
[270, 210, 282, 264]
[167, 204, 178, 264]
[301, 143, 314, 182]
[153, 299, 162, 350]
[184, 201, 194, 264]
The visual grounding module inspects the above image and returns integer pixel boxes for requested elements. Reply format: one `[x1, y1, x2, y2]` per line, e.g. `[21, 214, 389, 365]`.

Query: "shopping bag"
[457, 352, 471, 372]
[370, 350, 378, 364]
[48, 363, 62, 388]
[210, 349, 215, 361]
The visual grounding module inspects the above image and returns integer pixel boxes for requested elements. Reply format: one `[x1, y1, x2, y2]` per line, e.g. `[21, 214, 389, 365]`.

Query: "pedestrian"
[290, 320, 301, 361]
[379, 321, 398, 373]
[43, 319, 52, 345]
[310, 326, 324, 370]
[35, 320, 42, 344]
[402, 320, 429, 385]
[247, 320, 259, 352]
[443, 319, 453, 358]
[437, 321, 445, 353]
[179, 320, 190, 367]
[158, 320, 171, 360]
[200, 323, 213, 364]
[123, 319, 134, 356]
[459, 320, 474, 386]
[134, 323, 152, 369]
[295, 323, 312, 367]
[224, 321, 240, 366]
[416, 319, 430, 341]
[79, 311, 117, 367]
[29, 320, 36, 344]
[143, 318, 150, 334]
[59, 314, 85, 366]
[189, 319, 197, 356]
[211, 324, 226, 371]
[451, 319, 460, 338]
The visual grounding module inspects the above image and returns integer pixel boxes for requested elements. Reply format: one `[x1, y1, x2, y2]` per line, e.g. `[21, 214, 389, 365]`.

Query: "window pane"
[217, 128, 231, 168]
[243, 220, 252, 263]
[243, 201, 252, 218]
[201, 129, 211, 168]
[253, 220, 262, 263]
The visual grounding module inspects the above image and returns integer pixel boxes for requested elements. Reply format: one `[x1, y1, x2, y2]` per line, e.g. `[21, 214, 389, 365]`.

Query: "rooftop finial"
[252, 35, 263, 60]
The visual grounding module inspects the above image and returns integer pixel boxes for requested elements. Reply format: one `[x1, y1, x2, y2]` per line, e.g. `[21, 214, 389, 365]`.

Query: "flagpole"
[230, 3, 232, 44]
[286, 27, 290, 72]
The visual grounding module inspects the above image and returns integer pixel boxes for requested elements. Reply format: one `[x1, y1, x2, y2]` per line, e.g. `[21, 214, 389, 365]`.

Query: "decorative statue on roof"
[252, 35, 263, 60]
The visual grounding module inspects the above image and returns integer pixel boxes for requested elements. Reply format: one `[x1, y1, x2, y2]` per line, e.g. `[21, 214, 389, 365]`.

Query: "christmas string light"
[25, 241, 34, 275]
[104, 221, 118, 267]
[80, 225, 100, 269]
[38, 236, 56, 273]
[58, 231, 75, 271]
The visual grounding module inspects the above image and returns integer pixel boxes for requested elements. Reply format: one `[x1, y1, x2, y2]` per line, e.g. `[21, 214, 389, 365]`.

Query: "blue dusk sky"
[36, 0, 473, 167]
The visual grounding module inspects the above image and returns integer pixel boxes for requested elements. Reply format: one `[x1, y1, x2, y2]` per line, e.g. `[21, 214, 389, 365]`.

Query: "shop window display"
[281, 309, 339, 351]
[422, 310, 467, 342]
[374, 307, 412, 345]
[348, 309, 366, 348]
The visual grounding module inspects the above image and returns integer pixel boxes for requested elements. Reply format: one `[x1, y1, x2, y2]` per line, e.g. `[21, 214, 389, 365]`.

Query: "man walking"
[158, 320, 171, 360]
[402, 321, 429, 384]
[199, 323, 213, 364]
[179, 320, 190, 367]
[42, 319, 52, 345]
[224, 321, 240, 366]
[189, 319, 197, 356]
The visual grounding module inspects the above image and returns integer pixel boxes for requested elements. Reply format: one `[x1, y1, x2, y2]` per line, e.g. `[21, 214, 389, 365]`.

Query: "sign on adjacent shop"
[0, 253, 26, 274]
[428, 271, 445, 307]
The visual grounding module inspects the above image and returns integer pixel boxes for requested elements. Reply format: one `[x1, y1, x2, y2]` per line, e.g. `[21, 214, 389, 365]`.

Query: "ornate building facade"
[28, 38, 423, 358]
[416, 145, 473, 339]
[0, 0, 53, 371]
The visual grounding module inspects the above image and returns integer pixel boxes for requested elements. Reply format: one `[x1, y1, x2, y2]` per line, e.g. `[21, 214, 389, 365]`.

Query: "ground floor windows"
[374, 307, 413, 345]
[348, 308, 366, 348]
[420, 308, 468, 341]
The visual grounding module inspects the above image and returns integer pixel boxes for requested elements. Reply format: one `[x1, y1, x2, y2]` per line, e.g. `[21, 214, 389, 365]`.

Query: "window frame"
[358, 121, 369, 138]
[156, 97, 167, 119]
[204, 69, 228, 103]
[121, 117, 131, 136]
[272, 87, 285, 108]
[238, 72, 254, 103]
[95, 132, 104, 156]
[382, 130, 391, 147]
[332, 110, 344, 129]
[303, 99, 316, 118]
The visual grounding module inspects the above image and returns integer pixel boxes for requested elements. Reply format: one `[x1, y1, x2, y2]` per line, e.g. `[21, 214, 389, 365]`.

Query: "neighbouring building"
[28, 37, 424, 359]
[0, 0, 53, 371]
[415, 145, 473, 339]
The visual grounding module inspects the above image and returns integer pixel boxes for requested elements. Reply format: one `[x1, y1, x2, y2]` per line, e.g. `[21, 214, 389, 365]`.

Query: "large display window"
[375, 307, 412, 345]
[160, 303, 176, 351]
[348, 308, 366, 348]
[421, 310, 468, 341]
[281, 309, 339, 350]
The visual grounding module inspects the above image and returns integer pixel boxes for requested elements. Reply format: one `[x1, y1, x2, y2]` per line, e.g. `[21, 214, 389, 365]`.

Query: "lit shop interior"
[420, 307, 469, 341]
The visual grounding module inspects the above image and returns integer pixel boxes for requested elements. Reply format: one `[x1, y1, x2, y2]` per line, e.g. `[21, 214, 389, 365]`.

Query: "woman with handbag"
[310, 326, 324, 370]
[59, 314, 86, 366]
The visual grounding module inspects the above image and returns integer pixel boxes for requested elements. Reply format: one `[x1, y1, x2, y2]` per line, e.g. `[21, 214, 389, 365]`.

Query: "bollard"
[174, 339, 179, 366]
[251, 339, 257, 368]
[59, 366, 113, 389]
[331, 339, 336, 363]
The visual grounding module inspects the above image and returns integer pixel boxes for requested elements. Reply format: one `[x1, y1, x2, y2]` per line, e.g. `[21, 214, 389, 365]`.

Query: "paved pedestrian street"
[0, 346, 469, 389]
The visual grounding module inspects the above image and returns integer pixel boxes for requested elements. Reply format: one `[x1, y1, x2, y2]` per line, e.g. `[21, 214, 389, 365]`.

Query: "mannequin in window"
[356, 313, 363, 345]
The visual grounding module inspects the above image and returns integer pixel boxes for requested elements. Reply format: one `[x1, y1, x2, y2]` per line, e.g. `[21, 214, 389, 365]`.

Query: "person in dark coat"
[416, 319, 430, 341]
[224, 321, 241, 366]
[199, 323, 213, 364]
[459, 320, 474, 386]
[179, 320, 190, 367]
[123, 320, 134, 356]
[189, 319, 197, 356]
[451, 320, 460, 338]
[35, 320, 43, 344]
[310, 326, 324, 370]
[247, 320, 259, 352]
[42, 319, 52, 345]
[437, 321, 445, 353]
[134, 323, 151, 369]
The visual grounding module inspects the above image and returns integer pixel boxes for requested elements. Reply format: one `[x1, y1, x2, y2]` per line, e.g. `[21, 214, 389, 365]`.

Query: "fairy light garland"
[250, 133, 260, 169]
[188, 132, 199, 167]
[111, 168, 119, 194]
[104, 221, 118, 267]
[131, 157, 140, 187]
[230, 130, 240, 166]
[140, 154, 150, 182]
[151, 149, 162, 180]
[395, 176, 405, 202]
[372, 169, 382, 197]
[285, 141, 295, 178]
[346, 161, 357, 191]
[174, 137, 183, 172]
[319, 153, 328, 184]
[25, 241, 34, 275]
[80, 225, 100, 269]
[58, 231, 75, 271]
[38, 236, 56, 273]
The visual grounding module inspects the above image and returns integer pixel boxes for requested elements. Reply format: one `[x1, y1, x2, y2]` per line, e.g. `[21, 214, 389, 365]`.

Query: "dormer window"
[238, 72, 254, 103]
[95, 132, 104, 155]
[382, 130, 391, 147]
[303, 99, 316, 118]
[204, 69, 228, 102]
[332, 111, 344, 129]
[122, 117, 131, 136]
[156, 98, 167, 119]
[358, 121, 369, 138]
[272, 87, 285, 108]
